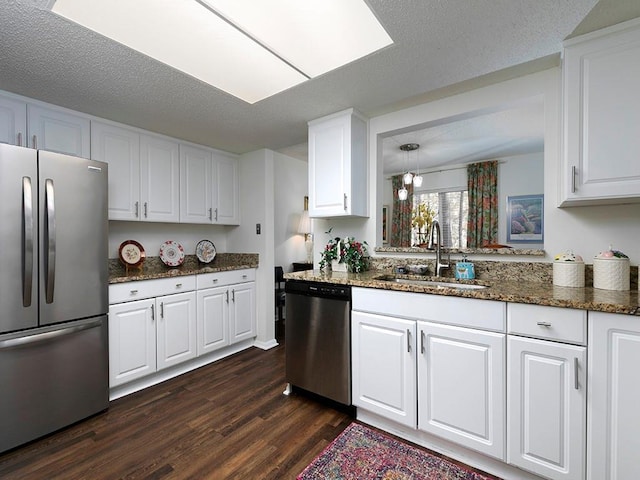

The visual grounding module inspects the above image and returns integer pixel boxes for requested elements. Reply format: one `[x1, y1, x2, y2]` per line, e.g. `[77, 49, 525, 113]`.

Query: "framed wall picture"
[507, 195, 543, 243]
[382, 205, 389, 244]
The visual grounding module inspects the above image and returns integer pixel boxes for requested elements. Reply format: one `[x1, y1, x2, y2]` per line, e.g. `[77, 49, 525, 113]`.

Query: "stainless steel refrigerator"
[0, 143, 109, 453]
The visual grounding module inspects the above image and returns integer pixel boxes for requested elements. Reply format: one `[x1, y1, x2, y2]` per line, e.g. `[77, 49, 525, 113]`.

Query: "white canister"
[593, 257, 630, 291]
[553, 261, 585, 287]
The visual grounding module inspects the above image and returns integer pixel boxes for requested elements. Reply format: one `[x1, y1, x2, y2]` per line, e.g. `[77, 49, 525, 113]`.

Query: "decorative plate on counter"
[195, 239, 216, 264]
[119, 240, 145, 267]
[159, 240, 185, 267]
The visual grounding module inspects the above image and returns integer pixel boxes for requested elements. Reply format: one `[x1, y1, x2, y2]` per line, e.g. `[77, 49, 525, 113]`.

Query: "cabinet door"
[91, 122, 141, 221]
[156, 291, 197, 370]
[109, 299, 156, 388]
[0, 95, 26, 146]
[140, 134, 180, 222]
[352, 311, 416, 427]
[508, 336, 585, 480]
[418, 321, 505, 460]
[27, 104, 90, 158]
[229, 282, 255, 343]
[196, 286, 229, 355]
[212, 153, 239, 225]
[308, 109, 367, 218]
[180, 144, 213, 224]
[588, 311, 640, 480]
[562, 23, 640, 204]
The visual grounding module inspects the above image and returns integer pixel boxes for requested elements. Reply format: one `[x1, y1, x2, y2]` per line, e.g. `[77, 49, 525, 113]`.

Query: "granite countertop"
[284, 269, 640, 316]
[109, 253, 259, 284]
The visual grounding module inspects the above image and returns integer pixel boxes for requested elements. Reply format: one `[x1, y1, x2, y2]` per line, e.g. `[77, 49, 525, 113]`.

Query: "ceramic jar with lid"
[553, 251, 585, 287]
[593, 246, 630, 291]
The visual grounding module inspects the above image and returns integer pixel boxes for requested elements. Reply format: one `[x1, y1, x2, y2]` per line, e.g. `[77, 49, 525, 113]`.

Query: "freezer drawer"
[0, 316, 109, 453]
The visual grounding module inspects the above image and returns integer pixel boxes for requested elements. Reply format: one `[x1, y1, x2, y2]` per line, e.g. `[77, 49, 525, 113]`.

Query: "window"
[412, 190, 468, 248]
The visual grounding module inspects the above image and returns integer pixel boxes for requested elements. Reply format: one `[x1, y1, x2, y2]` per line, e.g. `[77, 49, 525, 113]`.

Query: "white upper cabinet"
[308, 108, 368, 217]
[91, 122, 141, 221]
[140, 134, 180, 223]
[0, 94, 26, 146]
[27, 104, 90, 158]
[561, 18, 640, 206]
[180, 145, 239, 225]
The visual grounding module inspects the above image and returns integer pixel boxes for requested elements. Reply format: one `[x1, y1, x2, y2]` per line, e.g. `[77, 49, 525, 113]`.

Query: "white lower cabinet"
[109, 287, 196, 388]
[418, 321, 506, 460]
[109, 270, 256, 392]
[507, 336, 586, 480]
[588, 311, 640, 480]
[352, 311, 417, 427]
[156, 291, 197, 370]
[108, 298, 156, 387]
[196, 269, 256, 356]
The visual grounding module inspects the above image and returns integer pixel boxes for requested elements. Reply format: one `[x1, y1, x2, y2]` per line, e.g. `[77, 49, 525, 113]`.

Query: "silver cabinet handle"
[22, 176, 34, 307]
[225, 290, 229, 303]
[571, 166, 577, 193]
[212, 278, 219, 283]
[574, 358, 579, 390]
[232, 289, 235, 302]
[537, 322, 552, 327]
[135, 201, 139, 218]
[420, 330, 425, 354]
[343, 193, 347, 211]
[144, 202, 148, 218]
[150, 304, 155, 321]
[44, 179, 56, 304]
[17, 132, 22, 147]
[209, 208, 213, 221]
[407, 329, 411, 353]
[32, 135, 37, 150]
[176, 283, 182, 288]
[160, 302, 164, 318]
[242, 274, 247, 279]
[215, 208, 218, 221]
[130, 289, 138, 295]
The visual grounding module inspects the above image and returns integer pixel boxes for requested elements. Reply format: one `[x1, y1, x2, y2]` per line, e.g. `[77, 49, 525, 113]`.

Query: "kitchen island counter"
[284, 269, 640, 316]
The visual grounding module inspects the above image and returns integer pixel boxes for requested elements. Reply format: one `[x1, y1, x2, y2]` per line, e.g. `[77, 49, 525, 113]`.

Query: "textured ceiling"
[1, 0, 636, 157]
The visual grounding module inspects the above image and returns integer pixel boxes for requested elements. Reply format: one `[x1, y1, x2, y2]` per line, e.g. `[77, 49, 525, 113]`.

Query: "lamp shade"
[298, 210, 311, 234]
[398, 187, 408, 201]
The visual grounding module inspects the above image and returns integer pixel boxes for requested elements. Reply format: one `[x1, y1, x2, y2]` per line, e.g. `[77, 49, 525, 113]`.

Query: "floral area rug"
[297, 423, 498, 480]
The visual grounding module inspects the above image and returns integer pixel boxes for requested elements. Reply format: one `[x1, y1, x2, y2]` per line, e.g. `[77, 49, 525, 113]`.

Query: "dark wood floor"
[0, 341, 352, 479]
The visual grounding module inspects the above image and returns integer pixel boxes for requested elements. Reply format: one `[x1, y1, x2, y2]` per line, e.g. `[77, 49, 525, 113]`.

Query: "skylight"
[49, 0, 393, 104]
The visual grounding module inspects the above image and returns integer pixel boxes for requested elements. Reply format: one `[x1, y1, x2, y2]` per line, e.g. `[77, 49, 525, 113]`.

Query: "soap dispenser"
[455, 255, 475, 280]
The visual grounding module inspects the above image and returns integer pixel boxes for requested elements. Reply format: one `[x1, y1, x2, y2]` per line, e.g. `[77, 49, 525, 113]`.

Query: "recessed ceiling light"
[49, 0, 393, 104]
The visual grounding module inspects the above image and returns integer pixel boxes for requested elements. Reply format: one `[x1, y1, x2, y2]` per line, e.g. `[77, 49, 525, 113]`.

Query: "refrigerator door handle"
[0, 319, 103, 349]
[44, 178, 56, 304]
[22, 177, 34, 307]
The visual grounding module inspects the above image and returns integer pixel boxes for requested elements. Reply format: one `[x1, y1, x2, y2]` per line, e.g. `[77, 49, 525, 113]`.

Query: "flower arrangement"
[319, 229, 370, 273]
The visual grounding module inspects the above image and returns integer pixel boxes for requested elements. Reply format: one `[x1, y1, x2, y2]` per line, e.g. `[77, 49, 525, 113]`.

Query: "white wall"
[109, 221, 230, 259]
[227, 149, 277, 350]
[273, 152, 309, 272]
[498, 153, 544, 248]
[365, 68, 640, 265]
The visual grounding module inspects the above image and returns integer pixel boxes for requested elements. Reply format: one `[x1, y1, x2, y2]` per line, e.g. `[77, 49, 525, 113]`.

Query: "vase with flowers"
[319, 229, 370, 273]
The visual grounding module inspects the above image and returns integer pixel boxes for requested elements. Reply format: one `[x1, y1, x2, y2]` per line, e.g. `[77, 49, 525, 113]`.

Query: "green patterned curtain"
[467, 161, 498, 248]
[391, 175, 413, 247]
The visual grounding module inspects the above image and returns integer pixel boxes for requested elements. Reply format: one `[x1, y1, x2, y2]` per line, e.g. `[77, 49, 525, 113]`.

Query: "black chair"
[275, 266, 285, 322]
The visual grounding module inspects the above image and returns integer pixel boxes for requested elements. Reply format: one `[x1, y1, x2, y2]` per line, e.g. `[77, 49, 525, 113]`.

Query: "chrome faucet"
[428, 220, 450, 277]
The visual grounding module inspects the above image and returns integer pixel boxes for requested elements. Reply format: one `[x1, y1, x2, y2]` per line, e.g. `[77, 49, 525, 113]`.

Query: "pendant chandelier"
[398, 143, 421, 200]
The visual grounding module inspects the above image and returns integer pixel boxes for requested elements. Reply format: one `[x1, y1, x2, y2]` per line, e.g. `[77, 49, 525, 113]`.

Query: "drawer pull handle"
[242, 274, 247, 279]
[176, 283, 182, 288]
[420, 330, 425, 354]
[213, 278, 219, 283]
[407, 329, 411, 353]
[537, 322, 551, 327]
[574, 358, 579, 390]
[130, 289, 138, 295]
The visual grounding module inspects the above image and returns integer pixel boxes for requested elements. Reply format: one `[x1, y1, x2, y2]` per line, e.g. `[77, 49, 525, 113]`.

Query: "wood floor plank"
[0, 344, 353, 479]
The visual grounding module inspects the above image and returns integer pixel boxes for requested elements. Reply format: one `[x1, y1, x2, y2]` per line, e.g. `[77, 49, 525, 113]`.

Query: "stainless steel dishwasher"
[284, 279, 351, 405]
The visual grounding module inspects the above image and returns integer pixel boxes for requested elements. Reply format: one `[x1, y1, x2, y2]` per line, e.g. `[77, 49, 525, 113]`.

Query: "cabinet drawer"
[109, 276, 196, 304]
[196, 269, 255, 289]
[507, 303, 586, 345]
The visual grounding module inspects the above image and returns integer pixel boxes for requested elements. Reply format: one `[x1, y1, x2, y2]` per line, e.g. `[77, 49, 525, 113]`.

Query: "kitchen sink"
[376, 276, 488, 290]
